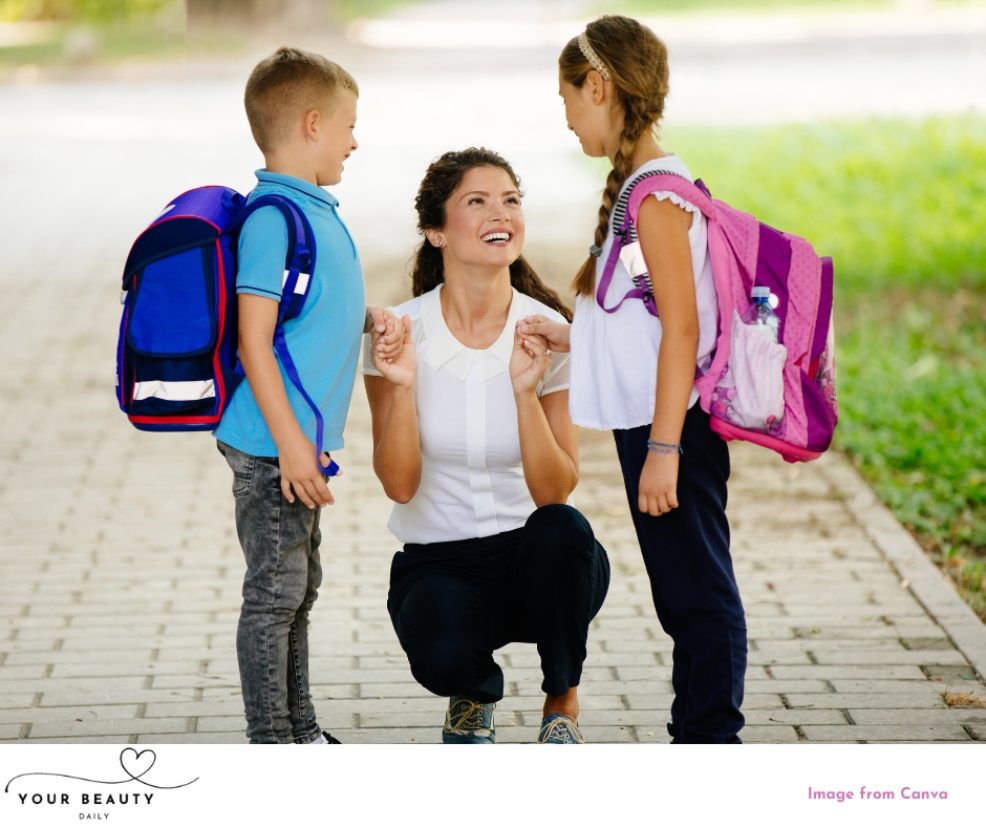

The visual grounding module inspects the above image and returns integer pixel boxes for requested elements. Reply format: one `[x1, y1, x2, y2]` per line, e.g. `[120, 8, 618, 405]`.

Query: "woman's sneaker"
[442, 696, 495, 744]
[537, 714, 585, 744]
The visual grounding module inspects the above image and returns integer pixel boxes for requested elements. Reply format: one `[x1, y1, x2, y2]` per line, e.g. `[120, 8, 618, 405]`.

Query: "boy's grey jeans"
[218, 440, 325, 744]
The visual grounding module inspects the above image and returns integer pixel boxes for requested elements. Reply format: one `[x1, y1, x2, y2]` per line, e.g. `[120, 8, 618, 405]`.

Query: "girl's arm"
[364, 318, 421, 504]
[636, 196, 700, 517]
[512, 332, 579, 505]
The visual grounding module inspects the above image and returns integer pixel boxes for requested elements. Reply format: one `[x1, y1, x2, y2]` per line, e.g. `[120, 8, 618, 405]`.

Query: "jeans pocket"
[218, 441, 256, 498]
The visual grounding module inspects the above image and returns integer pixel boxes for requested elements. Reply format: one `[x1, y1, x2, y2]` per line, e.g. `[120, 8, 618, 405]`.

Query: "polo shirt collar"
[255, 170, 338, 207]
[421, 284, 526, 379]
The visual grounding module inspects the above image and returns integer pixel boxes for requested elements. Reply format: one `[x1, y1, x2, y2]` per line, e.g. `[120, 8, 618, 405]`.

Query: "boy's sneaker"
[537, 714, 585, 744]
[442, 696, 495, 744]
[304, 731, 341, 744]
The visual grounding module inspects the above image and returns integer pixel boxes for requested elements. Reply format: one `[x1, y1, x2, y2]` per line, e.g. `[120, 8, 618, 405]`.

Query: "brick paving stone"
[767, 665, 928, 680]
[16, 736, 134, 744]
[848, 708, 986, 725]
[28, 718, 191, 739]
[828, 680, 955, 693]
[801, 724, 971, 742]
[740, 726, 803, 743]
[785, 692, 946, 709]
[0, 694, 40, 708]
[810, 650, 971, 666]
[743, 709, 848, 725]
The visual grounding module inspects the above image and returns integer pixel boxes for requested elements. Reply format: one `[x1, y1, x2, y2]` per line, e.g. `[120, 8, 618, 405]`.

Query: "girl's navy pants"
[614, 405, 747, 743]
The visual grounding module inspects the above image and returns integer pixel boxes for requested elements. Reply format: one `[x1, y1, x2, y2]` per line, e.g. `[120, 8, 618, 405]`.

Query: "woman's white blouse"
[363, 284, 570, 545]
[569, 154, 719, 431]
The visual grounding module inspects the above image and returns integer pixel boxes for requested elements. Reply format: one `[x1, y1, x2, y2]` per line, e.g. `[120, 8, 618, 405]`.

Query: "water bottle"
[741, 286, 780, 342]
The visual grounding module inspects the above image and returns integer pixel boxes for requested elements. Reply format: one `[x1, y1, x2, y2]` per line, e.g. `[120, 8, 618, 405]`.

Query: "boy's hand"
[638, 451, 679, 517]
[517, 315, 570, 353]
[278, 432, 337, 509]
[366, 306, 405, 362]
[372, 314, 415, 388]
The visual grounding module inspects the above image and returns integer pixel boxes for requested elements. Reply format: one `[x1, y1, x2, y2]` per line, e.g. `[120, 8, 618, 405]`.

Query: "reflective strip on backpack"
[132, 379, 216, 402]
[282, 269, 310, 295]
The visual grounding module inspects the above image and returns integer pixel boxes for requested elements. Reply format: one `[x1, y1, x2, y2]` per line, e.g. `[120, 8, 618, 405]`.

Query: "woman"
[364, 147, 610, 744]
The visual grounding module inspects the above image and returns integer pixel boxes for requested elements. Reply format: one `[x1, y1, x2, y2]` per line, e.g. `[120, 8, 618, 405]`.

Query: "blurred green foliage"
[611, 0, 980, 13]
[333, 0, 409, 20]
[0, 0, 175, 22]
[664, 114, 986, 616]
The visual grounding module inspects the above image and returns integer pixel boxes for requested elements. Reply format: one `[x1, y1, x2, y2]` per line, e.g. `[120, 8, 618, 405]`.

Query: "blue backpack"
[115, 185, 338, 475]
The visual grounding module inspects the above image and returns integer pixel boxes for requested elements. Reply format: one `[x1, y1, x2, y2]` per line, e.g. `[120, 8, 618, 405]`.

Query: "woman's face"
[433, 165, 525, 271]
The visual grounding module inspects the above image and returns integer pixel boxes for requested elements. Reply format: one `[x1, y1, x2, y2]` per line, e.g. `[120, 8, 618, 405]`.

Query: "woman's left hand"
[510, 330, 550, 396]
[638, 451, 680, 517]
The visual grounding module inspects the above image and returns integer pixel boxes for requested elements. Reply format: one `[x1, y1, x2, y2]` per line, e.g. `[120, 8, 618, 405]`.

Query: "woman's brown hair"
[410, 147, 572, 322]
[559, 16, 670, 297]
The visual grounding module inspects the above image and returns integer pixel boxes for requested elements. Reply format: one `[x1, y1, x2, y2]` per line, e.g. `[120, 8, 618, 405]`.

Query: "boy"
[214, 47, 396, 744]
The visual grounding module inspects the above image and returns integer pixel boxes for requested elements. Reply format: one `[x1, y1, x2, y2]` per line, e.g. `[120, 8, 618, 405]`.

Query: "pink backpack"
[598, 171, 837, 463]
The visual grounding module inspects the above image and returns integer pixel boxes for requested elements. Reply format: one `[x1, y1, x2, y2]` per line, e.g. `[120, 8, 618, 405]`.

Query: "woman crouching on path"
[363, 147, 610, 744]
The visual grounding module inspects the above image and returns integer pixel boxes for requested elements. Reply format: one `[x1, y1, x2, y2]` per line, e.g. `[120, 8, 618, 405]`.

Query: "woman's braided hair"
[559, 16, 670, 297]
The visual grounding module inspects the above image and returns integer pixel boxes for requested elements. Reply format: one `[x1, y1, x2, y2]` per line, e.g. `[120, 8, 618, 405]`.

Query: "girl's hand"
[516, 315, 570, 353]
[510, 330, 550, 396]
[371, 314, 416, 388]
[638, 451, 679, 516]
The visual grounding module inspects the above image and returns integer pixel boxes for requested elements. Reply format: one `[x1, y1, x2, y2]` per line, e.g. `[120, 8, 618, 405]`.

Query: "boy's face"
[315, 89, 358, 186]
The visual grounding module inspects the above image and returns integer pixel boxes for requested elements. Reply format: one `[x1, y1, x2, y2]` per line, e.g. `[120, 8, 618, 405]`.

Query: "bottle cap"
[751, 286, 770, 300]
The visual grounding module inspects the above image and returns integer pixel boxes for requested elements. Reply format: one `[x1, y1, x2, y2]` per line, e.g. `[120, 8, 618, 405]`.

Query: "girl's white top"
[569, 154, 719, 430]
[363, 284, 571, 545]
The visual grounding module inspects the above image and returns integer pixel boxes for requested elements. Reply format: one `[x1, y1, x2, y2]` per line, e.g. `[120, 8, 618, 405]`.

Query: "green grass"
[662, 115, 986, 617]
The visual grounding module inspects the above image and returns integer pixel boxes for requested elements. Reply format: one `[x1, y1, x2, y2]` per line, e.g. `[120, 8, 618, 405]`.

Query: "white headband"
[577, 32, 610, 81]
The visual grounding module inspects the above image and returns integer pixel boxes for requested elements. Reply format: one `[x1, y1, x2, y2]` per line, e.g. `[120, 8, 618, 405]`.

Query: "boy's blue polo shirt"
[214, 170, 365, 458]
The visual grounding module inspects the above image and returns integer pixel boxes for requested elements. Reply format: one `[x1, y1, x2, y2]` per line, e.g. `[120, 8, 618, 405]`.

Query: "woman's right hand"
[371, 313, 416, 388]
[516, 315, 571, 353]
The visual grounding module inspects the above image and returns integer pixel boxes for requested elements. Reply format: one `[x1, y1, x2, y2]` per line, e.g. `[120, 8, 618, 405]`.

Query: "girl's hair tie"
[577, 32, 611, 81]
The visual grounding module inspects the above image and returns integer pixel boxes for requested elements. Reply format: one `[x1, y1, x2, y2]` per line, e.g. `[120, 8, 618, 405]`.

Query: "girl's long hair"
[559, 16, 670, 297]
[410, 147, 572, 322]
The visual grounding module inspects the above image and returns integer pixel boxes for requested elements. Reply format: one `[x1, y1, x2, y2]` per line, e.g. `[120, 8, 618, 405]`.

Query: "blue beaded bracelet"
[647, 439, 684, 455]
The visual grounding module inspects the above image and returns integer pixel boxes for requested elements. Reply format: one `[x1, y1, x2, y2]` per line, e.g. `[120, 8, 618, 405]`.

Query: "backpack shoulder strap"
[234, 194, 317, 324]
[624, 172, 715, 226]
[596, 169, 705, 315]
[231, 195, 338, 477]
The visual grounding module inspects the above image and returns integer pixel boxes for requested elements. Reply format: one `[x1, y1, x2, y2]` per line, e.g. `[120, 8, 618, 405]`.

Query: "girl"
[520, 15, 747, 743]
[365, 148, 610, 744]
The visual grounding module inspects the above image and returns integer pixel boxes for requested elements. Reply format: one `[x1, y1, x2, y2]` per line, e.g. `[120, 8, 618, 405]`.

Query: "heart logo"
[119, 748, 156, 781]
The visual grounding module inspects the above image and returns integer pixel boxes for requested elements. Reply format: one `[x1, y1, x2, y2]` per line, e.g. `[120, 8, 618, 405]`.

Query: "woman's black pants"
[387, 504, 610, 701]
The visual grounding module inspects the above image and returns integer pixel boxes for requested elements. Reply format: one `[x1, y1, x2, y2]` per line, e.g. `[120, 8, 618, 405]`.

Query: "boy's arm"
[238, 293, 335, 509]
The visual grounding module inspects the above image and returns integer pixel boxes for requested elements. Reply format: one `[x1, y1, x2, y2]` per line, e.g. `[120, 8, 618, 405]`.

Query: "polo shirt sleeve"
[236, 206, 289, 301]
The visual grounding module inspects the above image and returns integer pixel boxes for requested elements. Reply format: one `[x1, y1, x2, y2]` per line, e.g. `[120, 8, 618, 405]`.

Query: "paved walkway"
[1, 3, 985, 744]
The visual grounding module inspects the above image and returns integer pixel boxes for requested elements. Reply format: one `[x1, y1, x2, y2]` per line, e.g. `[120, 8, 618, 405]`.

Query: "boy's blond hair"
[245, 47, 358, 154]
